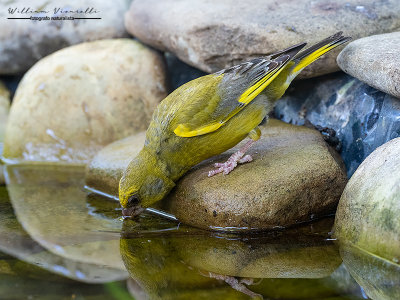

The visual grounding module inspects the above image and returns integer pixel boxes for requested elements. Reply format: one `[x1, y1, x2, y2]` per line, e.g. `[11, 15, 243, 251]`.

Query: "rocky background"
[0, 1, 399, 298]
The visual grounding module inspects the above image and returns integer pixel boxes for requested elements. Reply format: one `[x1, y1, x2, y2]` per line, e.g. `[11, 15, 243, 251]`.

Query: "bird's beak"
[122, 205, 145, 218]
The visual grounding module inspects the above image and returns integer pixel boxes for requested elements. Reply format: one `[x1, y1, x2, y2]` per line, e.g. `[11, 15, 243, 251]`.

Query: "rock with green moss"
[334, 137, 400, 263]
[3, 39, 167, 164]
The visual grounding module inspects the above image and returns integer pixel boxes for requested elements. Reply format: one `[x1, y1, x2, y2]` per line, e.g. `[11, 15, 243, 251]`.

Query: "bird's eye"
[127, 194, 140, 207]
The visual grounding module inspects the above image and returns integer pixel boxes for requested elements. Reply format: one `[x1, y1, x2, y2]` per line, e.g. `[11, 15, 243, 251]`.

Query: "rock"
[0, 0, 131, 75]
[274, 72, 400, 177]
[340, 243, 400, 300]
[3, 39, 168, 164]
[167, 119, 347, 230]
[85, 133, 146, 198]
[125, 0, 400, 77]
[334, 138, 400, 263]
[4, 164, 128, 281]
[337, 32, 400, 98]
[0, 82, 10, 184]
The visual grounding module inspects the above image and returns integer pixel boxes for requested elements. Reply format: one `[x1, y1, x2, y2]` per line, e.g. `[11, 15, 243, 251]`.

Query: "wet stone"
[167, 120, 347, 231]
[274, 72, 400, 177]
[3, 39, 168, 164]
[337, 32, 400, 98]
[126, 0, 400, 78]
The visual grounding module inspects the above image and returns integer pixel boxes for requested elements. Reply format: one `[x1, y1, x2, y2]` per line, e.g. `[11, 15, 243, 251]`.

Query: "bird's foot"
[208, 140, 255, 177]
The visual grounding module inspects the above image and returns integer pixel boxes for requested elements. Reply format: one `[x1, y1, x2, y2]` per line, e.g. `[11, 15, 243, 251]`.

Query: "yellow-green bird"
[119, 32, 350, 217]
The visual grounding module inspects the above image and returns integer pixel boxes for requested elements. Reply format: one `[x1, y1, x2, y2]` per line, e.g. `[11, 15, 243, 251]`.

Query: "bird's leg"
[208, 127, 261, 177]
[205, 272, 263, 299]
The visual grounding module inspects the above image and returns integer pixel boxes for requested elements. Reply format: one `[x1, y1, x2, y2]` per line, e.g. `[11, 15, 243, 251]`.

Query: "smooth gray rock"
[337, 32, 400, 98]
[0, 0, 131, 75]
[125, 0, 400, 78]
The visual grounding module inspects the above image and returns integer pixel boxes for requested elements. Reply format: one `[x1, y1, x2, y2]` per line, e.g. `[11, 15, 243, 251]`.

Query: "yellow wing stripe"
[174, 122, 223, 137]
[292, 43, 336, 74]
[174, 63, 288, 138]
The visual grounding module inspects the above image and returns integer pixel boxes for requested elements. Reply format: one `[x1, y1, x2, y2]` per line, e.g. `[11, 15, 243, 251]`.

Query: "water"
[0, 164, 398, 299]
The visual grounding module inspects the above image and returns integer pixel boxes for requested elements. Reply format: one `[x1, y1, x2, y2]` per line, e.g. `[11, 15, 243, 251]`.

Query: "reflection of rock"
[334, 138, 400, 263]
[121, 229, 249, 300]
[86, 133, 146, 198]
[337, 32, 400, 98]
[0, 81, 10, 184]
[0, 0, 131, 75]
[174, 218, 341, 279]
[340, 244, 400, 300]
[168, 120, 347, 230]
[125, 0, 400, 77]
[275, 72, 400, 177]
[121, 218, 363, 299]
[0, 185, 125, 283]
[5, 164, 128, 282]
[3, 39, 167, 164]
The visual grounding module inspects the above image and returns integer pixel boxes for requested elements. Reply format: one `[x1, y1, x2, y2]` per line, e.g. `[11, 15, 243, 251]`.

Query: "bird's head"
[119, 150, 175, 217]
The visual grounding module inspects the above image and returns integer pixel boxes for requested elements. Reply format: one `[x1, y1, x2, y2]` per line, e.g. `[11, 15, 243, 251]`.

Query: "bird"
[119, 32, 351, 217]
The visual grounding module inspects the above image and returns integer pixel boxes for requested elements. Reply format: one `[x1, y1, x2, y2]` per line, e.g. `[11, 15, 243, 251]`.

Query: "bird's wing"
[173, 53, 297, 138]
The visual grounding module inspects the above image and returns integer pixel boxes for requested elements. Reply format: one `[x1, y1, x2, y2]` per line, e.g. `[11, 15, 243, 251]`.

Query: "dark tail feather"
[290, 31, 351, 74]
[294, 31, 351, 61]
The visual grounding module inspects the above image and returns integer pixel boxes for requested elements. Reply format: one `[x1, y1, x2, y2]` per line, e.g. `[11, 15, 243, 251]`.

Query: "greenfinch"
[120, 32, 350, 217]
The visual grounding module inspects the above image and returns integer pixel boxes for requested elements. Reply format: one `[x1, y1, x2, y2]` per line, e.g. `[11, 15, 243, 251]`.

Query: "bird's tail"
[291, 31, 351, 75]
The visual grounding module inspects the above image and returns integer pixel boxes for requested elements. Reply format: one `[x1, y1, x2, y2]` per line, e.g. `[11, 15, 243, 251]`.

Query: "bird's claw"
[208, 153, 253, 177]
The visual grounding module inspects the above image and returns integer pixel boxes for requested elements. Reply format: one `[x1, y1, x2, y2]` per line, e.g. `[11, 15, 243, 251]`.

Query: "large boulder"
[337, 32, 400, 98]
[86, 120, 347, 231]
[0, 0, 131, 75]
[274, 72, 400, 177]
[3, 39, 168, 164]
[125, 0, 400, 77]
[334, 138, 400, 263]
